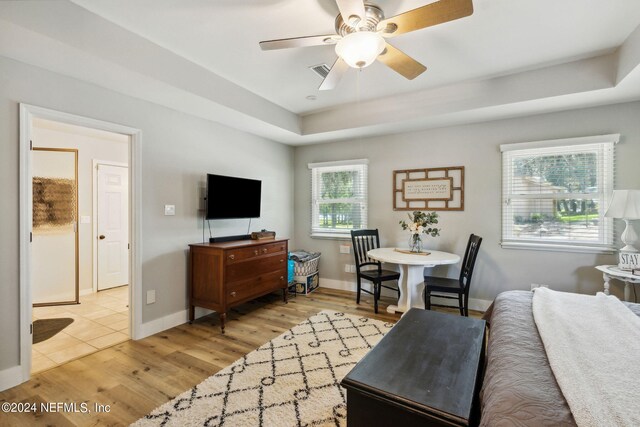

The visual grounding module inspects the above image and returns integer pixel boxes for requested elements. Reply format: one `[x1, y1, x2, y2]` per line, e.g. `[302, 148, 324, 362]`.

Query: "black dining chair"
[424, 234, 482, 317]
[351, 229, 400, 313]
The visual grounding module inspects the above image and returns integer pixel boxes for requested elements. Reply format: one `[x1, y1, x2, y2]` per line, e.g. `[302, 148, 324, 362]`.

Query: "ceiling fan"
[259, 0, 474, 90]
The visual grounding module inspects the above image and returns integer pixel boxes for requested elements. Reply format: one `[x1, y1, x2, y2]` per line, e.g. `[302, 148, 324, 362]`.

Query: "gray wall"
[0, 56, 294, 371]
[293, 101, 640, 304]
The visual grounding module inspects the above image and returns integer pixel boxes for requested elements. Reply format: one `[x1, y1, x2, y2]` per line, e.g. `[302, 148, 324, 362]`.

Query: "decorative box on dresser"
[188, 238, 289, 333]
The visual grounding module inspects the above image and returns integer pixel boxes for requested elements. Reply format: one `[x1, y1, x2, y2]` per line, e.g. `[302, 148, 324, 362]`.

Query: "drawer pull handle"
[262, 248, 268, 253]
[280, 276, 284, 281]
[230, 291, 237, 297]
[254, 250, 259, 255]
[280, 246, 284, 251]
[280, 259, 284, 263]
[228, 254, 235, 260]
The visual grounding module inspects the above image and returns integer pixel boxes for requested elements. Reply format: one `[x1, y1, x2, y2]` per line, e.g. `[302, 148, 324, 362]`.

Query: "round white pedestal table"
[367, 248, 460, 314]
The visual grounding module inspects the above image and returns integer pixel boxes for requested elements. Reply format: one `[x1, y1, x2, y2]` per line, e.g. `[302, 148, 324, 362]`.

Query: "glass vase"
[409, 233, 423, 253]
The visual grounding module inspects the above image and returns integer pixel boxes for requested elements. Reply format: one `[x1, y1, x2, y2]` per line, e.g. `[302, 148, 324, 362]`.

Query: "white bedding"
[532, 287, 640, 427]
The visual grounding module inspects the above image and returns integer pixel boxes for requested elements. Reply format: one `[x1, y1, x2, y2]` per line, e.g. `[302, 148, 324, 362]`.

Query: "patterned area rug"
[133, 310, 394, 427]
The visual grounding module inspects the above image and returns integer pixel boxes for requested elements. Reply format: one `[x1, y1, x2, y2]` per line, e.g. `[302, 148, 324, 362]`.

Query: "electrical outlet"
[146, 290, 156, 304]
[344, 264, 350, 273]
[339, 244, 351, 254]
[164, 204, 176, 216]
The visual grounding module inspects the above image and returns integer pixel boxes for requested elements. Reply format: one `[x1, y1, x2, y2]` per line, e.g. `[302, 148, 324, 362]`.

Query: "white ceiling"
[1, 0, 640, 145]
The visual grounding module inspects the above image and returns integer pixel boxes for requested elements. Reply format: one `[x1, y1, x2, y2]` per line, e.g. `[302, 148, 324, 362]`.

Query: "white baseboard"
[0, 365, 24, 392]
[319, 278, 492, 312]
[138, 307, 218, 339]
[138, 309, 189, 339]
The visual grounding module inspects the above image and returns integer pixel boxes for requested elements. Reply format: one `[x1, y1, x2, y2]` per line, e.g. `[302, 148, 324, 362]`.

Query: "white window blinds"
[309, 159, 368, 238]
[501, 135, 618, 253]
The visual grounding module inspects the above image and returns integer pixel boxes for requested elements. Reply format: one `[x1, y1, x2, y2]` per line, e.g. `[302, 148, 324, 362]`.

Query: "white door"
[97, 164, 129, 290]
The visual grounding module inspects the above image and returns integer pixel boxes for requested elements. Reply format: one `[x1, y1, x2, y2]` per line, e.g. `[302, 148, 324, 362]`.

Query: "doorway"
[19, 104, 142, 383]
[30, 119, 131, 373]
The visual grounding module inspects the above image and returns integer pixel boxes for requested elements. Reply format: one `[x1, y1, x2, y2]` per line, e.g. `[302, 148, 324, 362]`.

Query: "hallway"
[32, 286, 129, 373]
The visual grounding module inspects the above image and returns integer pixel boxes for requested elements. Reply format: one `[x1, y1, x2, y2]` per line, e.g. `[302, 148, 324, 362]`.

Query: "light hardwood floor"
[1, 288, 482, 426]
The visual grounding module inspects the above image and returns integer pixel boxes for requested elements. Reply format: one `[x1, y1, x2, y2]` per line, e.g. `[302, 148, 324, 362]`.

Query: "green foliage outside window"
[318, 170, 363, 229]
[514, 153, 599, 223]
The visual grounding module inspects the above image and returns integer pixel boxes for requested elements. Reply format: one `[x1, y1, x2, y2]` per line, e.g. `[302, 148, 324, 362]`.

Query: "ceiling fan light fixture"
[335, 31, 385, 69]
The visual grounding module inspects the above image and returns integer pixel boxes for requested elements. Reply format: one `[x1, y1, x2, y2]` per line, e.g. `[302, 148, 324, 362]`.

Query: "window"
[309, 159, 368, 238]
[501, 134, 618, 253]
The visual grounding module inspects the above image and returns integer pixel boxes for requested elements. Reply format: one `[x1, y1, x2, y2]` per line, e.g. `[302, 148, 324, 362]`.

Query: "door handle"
[99, 235, 106, 240]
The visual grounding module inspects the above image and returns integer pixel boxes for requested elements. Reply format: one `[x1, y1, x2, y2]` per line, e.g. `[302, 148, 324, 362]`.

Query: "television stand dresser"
[188, 238, 288, 333]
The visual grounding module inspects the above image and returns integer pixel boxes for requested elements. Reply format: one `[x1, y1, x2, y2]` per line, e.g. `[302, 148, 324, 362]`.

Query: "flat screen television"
[206, 174, 261, 219]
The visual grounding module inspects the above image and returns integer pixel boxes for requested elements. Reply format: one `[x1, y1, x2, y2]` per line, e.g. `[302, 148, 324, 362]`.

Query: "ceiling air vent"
[309, 64, 331, 79]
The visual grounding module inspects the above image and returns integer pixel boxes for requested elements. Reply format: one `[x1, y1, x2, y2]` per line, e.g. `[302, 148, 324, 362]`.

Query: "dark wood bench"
[341, 308, 486, 426]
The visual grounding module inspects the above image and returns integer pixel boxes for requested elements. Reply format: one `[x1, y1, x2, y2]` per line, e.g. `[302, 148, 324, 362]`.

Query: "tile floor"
[32, 286, 130, 373]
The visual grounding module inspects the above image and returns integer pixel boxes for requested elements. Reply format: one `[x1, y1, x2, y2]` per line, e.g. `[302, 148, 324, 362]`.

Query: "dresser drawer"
[226, 253, 287, 282]
[225, 241, 287, 264]
[227, 270, 286, 303]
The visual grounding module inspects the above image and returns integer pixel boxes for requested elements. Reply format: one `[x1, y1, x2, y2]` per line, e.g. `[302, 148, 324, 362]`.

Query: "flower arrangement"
[399, 211, 440, 252]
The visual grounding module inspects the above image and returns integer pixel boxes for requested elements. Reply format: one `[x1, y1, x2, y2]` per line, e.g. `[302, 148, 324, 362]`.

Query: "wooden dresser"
[188, 238, 288, 333]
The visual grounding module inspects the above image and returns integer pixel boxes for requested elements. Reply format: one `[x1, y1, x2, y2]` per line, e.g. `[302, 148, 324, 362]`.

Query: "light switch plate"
[339, 244, 351, 254]
[164, 204, 176, 216]
[146, 290, 156, 304]
[80, 215, 91, 224]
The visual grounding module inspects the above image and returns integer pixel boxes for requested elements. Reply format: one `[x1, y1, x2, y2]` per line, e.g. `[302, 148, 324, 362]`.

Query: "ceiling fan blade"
[259, 35, 339, 51]
[377, 0, 473, 37]
[377, 43, 426, 80]
[335, 0, 367, 27]
[319, 57, 350, 91]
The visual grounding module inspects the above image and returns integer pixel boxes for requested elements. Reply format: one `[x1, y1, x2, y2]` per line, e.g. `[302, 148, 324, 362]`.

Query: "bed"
[479, 290, 640, 426]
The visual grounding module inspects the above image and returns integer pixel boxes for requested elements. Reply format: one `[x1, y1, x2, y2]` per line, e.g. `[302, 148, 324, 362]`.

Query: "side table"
[595, 265, 640, 302]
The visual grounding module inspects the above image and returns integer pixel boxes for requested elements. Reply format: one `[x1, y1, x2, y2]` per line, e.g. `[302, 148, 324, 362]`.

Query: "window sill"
[310, 233, 352, 241]
[500, 241, 616, 254]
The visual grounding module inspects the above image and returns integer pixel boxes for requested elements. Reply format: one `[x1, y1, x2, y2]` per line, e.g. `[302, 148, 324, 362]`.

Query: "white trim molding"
[307, 158, 369, 169]
[0, 366, 24, 393]
[319, 278, 492, 313]
[139, 310, 189, 339]
[500, 134, 620, 152]
[15, 104, 143, 391]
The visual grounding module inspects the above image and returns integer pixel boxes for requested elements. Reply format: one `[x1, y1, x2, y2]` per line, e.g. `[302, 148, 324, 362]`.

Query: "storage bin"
[288, 272, 319, 295]
[287, 259, 295, 284]
[291, 252, 321, 276]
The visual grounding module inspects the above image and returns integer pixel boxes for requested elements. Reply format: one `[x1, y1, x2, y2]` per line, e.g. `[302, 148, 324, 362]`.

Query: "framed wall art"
[393, 166, 464, 211]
